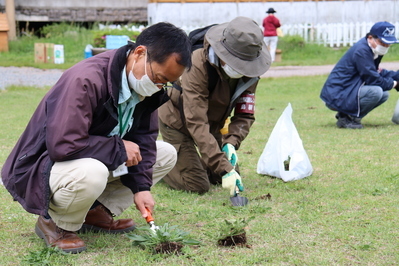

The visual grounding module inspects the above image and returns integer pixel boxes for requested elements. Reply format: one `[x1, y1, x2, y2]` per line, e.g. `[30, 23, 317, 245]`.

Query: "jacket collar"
[110, 43, 138, 107]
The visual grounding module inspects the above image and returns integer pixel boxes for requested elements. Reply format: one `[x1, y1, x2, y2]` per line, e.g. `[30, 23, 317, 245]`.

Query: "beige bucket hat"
[205, 16, 271, 77]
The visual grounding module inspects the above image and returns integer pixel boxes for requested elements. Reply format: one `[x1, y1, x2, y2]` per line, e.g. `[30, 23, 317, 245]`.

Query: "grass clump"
[22, 246, 68, 266]
[126, 223, 201, 255]
[217, 217, 253, 247]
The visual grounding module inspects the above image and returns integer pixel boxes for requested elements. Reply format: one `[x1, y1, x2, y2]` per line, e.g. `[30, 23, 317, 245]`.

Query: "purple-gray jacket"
[1, 44, 169, 216]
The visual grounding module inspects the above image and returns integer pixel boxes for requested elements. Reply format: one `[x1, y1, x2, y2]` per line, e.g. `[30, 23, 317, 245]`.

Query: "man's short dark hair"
[366, 33, 378, 39]
[136, 22, 192, 69]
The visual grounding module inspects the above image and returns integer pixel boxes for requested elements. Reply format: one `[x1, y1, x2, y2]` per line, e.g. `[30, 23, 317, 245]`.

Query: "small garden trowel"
[230, 180, 249, 207]
[145, 207, 160, 232]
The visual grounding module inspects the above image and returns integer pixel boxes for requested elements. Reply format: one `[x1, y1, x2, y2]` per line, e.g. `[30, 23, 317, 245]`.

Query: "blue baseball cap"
[370, 21, 399, 44]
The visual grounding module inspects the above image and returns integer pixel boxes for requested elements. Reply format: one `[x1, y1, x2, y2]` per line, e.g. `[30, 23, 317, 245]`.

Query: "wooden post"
[5, 0, 16, 40]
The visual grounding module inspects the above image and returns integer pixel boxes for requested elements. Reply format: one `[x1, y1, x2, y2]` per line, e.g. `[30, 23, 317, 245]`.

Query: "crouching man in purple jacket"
[1, 22, 192, 253]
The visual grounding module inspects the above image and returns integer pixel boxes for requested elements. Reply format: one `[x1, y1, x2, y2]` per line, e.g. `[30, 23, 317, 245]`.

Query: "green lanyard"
[118, 104, 134, 137]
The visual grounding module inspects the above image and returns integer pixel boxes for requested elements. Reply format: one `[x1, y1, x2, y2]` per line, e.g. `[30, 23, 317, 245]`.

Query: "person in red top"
[262, 7, 281, 62]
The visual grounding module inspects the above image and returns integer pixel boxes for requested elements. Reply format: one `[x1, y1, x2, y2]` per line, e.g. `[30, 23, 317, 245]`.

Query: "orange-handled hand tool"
[145, 207, 159, 232]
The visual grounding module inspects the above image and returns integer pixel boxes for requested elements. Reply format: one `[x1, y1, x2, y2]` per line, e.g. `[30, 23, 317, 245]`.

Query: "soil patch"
[154, 242, 184, 254]
[217, 232, 247, 246]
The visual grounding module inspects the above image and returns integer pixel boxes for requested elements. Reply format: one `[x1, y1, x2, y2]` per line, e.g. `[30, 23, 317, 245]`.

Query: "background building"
[1, 0, 398, 46]
[0, 0, 147, 34]
[2, 0, 398, 27]
[148, 0, 399, 31]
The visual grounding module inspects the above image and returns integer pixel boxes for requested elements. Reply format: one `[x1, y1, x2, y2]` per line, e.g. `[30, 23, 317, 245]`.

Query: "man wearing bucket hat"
[159, 17, 271, 197]
[320, 21, 399, 129]
[263, 8, 281, 62]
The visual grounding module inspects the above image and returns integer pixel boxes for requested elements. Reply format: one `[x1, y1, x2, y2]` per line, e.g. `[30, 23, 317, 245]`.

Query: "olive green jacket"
[159, 40, 259, 176]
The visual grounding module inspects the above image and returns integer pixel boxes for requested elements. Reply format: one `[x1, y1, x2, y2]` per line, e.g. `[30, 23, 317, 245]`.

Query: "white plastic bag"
[392, 97, 399, 124]
[257, 103, 313, 182]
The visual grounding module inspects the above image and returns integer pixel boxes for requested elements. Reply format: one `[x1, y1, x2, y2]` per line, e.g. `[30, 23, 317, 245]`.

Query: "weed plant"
[127, 223, 200, 254]
[22, 247, 68, 266]
[216, 217, 254, 246]
[216, 217, 253, 240]
[2, 75, 399, 264]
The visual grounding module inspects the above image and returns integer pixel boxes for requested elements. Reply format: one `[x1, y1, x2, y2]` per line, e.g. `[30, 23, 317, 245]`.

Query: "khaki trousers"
[159, 121, 221, 194]
[48, 140, 177, 231]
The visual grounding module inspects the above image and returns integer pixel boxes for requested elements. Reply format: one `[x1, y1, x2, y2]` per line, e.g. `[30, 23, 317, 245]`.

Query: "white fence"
[282, 22, 399, 47]
[98, 21, 399, 48]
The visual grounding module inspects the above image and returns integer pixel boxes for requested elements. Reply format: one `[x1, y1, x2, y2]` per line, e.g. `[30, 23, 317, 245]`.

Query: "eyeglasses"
[147, 52, 173, 90]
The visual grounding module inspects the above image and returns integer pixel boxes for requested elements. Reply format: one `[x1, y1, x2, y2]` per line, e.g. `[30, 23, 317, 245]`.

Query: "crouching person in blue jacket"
[320, 21, 399, 129]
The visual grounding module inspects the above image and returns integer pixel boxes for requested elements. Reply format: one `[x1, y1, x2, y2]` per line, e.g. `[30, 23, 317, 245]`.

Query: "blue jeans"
[358, 85, 389, 118]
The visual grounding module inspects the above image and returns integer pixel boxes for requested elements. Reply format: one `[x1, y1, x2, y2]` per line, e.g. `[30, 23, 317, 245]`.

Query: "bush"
[39, 22, 83, 38]
[279, 34, 306, 50]
[275, 34, 350, 65]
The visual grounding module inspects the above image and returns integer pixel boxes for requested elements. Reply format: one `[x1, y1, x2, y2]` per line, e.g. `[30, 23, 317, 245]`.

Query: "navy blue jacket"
[320, 37, 396, 117]
[1, 44, 169, 216]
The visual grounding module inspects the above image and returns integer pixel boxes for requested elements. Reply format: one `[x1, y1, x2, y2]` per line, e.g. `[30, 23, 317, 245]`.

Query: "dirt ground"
[1, 61, 398, 90]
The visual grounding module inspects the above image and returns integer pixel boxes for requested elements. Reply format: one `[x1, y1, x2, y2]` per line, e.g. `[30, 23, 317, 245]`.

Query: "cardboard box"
[0, 31, 8, 52]
[34, 43, 44, 63]
[0, 13, 9, 52]
[34, 43, 54, 63]
[54, 44, 64, 64]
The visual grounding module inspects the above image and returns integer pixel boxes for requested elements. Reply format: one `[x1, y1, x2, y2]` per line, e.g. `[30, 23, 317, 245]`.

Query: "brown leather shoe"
[35, 216, 86, 254]
[79, 204, 136, 234]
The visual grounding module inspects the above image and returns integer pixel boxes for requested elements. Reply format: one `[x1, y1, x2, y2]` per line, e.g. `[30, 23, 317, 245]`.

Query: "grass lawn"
[1, 75, 399, 265]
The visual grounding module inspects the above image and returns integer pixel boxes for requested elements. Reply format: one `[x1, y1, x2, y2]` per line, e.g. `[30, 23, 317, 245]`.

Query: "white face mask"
[222, 64, 244, 79]
[128, 50, 160, 97]
[371, 39, 390, 56]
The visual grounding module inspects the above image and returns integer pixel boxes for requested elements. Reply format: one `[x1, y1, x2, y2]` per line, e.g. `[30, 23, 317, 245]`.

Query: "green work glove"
[222, 143, 238, 167]
[222, 169, 244, 196]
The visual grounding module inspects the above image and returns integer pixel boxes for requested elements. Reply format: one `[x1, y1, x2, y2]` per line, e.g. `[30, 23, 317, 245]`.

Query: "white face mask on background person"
[222, 63, 244, 79]
[128, 50, 160, 97]
[371, 39, 390, 56]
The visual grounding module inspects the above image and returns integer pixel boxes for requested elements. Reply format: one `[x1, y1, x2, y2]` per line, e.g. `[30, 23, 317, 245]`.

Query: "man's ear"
[127, 46, 146, 68]
[133, 45, 147, 59]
